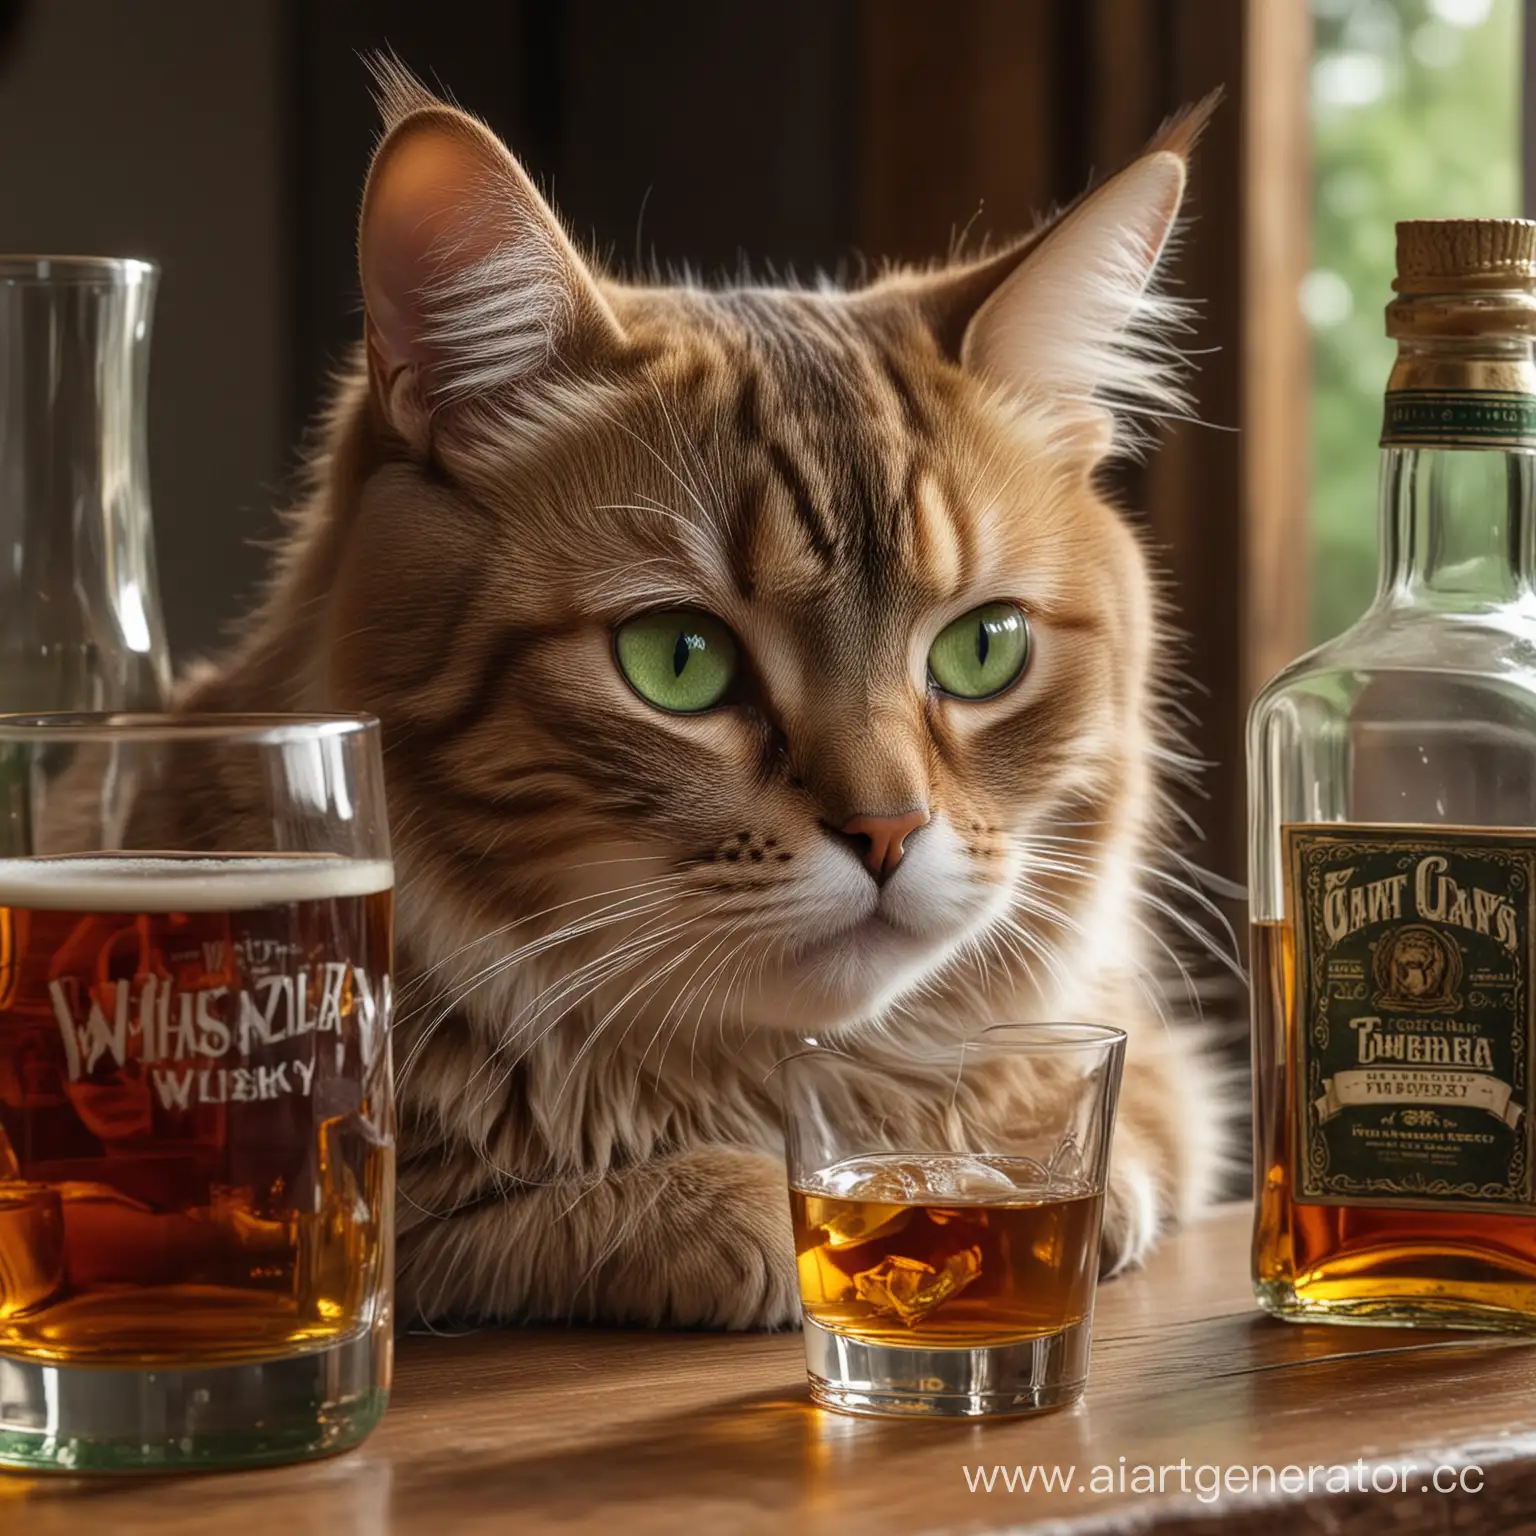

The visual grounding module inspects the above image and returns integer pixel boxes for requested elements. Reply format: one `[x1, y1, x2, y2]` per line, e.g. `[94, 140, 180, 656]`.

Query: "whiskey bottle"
[1249, 219, 1536, 1330]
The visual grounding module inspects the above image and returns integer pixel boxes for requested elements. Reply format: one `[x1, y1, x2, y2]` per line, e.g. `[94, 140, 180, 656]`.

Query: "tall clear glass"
[778, 1024, 1124, 1419]
[0, 714, 394, 1470]
[0, 258, 171, 711]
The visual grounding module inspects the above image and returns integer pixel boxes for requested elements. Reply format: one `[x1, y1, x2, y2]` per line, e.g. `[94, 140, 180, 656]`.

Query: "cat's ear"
[358, 60, 623, 454]
[906, 93, 1219, 459]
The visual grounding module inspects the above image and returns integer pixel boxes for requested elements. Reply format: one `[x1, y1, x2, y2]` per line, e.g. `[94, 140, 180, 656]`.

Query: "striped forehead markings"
[728, 351, 940, 596]
[734, 370, 837, 571]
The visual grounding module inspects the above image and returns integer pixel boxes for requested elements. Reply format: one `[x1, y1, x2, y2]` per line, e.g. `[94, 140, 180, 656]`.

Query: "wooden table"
[10, 1203, 1536, 1534]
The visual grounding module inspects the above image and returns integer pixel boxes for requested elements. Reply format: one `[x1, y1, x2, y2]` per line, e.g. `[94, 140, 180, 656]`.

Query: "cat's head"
[327, 66, 1209, 1043]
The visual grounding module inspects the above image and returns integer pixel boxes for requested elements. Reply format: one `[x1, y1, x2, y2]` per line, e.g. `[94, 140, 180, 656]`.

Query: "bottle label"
[1286, 825, 1536, 1211]
[1382, 389, 1536, 450]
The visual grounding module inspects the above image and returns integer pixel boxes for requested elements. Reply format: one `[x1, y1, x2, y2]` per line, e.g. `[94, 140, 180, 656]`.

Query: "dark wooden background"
[0, 0, 1310, 899]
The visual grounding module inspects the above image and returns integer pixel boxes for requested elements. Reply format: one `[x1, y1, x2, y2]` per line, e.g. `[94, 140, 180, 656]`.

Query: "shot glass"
[778, 1023, 1125, 1419]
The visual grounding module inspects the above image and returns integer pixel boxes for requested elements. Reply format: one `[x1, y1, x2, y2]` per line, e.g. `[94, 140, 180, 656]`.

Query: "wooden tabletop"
[10, 1202, 1536, 1534]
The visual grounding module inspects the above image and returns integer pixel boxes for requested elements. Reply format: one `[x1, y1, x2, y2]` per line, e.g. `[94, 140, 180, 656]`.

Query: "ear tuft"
[364, 51, 445, 132]
[1144, 87, 1224, 161]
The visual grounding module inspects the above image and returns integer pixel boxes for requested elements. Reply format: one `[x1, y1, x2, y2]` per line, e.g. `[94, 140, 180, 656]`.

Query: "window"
[1308, 0, 1522, 642]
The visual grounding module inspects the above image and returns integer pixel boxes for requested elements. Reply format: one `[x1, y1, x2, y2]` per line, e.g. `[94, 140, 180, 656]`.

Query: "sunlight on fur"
[184, 59, 1236, 1328]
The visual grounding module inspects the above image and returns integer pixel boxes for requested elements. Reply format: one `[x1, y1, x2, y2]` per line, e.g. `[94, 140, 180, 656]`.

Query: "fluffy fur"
[183, 64, 1230, 1327]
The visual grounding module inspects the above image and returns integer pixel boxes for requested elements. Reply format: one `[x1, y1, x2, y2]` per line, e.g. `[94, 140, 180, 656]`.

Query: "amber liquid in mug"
[0, 855, 393, 1365]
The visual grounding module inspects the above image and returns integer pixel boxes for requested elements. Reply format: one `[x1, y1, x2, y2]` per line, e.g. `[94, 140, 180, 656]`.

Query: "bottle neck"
[1377, 445, 1536, 605]
[1377, 326, 1536, 608]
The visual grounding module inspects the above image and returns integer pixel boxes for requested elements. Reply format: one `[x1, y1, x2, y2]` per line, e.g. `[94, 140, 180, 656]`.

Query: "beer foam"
[0, 855, 394, 911]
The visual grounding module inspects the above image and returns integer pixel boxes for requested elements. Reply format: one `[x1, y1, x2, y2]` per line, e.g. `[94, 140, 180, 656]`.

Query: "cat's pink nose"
[840, 808, 929, 882]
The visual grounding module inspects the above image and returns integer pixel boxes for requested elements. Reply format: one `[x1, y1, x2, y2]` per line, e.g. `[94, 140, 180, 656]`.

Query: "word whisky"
[790, 1153, 1102, 1348]
[1248, 220, 1536, 1329]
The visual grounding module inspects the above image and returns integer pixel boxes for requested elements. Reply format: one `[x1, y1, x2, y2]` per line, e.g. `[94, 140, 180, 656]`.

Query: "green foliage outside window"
[1310, 0, 1520, 643]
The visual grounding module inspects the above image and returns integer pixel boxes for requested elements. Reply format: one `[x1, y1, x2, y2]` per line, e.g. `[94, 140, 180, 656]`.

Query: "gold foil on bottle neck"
[1395, 219, 1536, 294]
[1387, 354, 1536, 395]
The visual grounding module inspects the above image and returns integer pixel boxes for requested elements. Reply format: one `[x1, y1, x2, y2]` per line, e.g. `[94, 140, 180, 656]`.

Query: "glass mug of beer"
[0, 714, 394, 1471]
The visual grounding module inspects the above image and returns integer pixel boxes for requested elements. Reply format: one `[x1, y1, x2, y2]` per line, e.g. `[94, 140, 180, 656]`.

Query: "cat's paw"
[1097, 1147, 1165, 1278]
[602, 1147, 800, 1330]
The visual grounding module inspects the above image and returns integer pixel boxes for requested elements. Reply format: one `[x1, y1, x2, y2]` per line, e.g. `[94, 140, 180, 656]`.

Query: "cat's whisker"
[1134, 890, 1246, 985]
[531, 920, 710, 1092]
[1006, 828, 1243, 968]
[634, 936, 742, 1093]
[396, 869, 688, 1004]
[633, 383, 715, 520]
[650, 379, 727, 518]
[674, 915, 760, 1080]
[1161, 794, 1209, 844]
[1168, 849, 1248, 902]
[493, 907, 704, 1063]
[699, 924, 763, 1075]
[473, 938, 670, 1097]
[1000, 933, 1061, 1008]
[1126, 911, 1208, 1025]
[401, 879, 689, 1015]
[666, 940, 748, 1084]
[1013, 852, 1098, 881]
[394, 890, 693, 1092]
[398, 908, 674, 1094]
[464, 932, 697, 1141]
[563, 853, 681, 870]
[545, 929, 722, 1106]
[616, 914, 754, 1084]
[1018, 848, 1203, 997]
[996, 913, 1072, 997]
[724, 940, 777, 1058]
[637, 920, 742, 1072]
[502, 904, 716, 1064]
[1009, 879, 1089, 931]
[594, 499, 701, 537]
[1136, 867, 1242, 956]
[980, 925, 1041, 1001]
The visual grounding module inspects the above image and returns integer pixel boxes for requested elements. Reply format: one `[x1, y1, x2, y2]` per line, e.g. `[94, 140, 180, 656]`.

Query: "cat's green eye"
[615, 609, 740, 713]
[928, 602, 1030, 700]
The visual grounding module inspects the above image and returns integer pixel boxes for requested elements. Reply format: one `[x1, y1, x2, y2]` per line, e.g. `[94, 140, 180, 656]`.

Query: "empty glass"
[0, 257, 170, 711]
